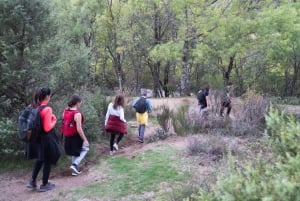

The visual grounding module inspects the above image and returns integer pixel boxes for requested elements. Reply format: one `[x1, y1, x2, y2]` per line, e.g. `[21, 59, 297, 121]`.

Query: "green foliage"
[81, 91, 108, 142]
[265, 107, 300, 159]
[156, 105, 173, 132]
[192, 107, 300, 201]
[171, 105, 192, 136]
[0, 117, 23, 156]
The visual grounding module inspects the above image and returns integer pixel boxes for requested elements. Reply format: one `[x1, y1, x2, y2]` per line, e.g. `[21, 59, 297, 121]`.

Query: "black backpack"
[197, 91, 206, 105]
[134, 97, 147, 113]
[18, 105, 47, 142]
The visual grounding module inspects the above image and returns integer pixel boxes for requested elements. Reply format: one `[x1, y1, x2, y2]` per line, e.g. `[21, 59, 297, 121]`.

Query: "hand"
[83, 140, 89, 147]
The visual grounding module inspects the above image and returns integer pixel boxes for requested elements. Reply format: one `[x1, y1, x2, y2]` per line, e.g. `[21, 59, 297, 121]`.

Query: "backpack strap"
[38, 105, 48, 112]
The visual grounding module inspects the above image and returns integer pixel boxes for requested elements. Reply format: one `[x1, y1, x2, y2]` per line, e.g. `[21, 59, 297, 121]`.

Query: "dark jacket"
[25, 129, 61, 165]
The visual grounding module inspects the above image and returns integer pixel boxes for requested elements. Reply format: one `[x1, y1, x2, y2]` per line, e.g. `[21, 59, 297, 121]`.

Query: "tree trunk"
[181, 40, 192, 96]
[289, 61, 300, 96]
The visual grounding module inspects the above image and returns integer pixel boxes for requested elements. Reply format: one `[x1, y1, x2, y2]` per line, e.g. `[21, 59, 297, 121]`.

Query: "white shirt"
[105, 102, 126, 125]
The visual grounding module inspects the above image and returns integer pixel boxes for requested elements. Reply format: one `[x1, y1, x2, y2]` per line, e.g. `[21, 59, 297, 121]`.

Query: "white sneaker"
[110, 151, 115, 156]
[72, 171, 79, 176]
[113, 143, 119, 151]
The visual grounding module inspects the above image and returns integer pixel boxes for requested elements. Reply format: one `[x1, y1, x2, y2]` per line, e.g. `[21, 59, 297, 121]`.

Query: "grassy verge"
[59, 143, 190, 201]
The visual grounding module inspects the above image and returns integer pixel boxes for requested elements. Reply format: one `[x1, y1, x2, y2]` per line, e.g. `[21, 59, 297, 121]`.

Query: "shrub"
[265, 106, 300, 159]
[156, 105, 173, 132]
[187, 135, 239, 159]
[188, 90, 269, 136]
[193, 107, 300, 201]
[83, 91, 108, 141]
[231, 90, 269, 135]
[0, 117, 23, 156]
[147, 128, 172, 143]
[171, 105, 192, 136]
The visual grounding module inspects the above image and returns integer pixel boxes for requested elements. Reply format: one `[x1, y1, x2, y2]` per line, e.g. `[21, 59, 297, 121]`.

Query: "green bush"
[171, 105, 192, 136]
[156, 105, 173, 132]
[85, 91, 108, 142]
[265, 107, 300, 159]
[192, 107, 300, 201]
[0, 117, 23, 156]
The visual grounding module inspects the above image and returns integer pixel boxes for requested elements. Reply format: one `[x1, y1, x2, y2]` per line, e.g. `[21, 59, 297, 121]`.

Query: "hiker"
[220, 82, 233, 117]
[63, 94, 89, 176]
[105, 94, 127, 156]
[132, 90, 152, 143]
[26, 87, 60, 192]
[197, 86, 211, 117]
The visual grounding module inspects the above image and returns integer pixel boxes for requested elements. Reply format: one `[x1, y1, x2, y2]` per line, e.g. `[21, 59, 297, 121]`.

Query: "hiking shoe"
[26, 180, 37, 189]
[113, 143, 119, 151]
[39, 182, 55, 192]
[70, 164, 81, 174]
[138, 139, 144, 143]
[72, 171, 79, 176]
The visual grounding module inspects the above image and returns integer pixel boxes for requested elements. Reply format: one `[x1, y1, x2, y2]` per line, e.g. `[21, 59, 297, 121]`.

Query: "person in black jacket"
[26, 87, 60, 192]
[197, 86, 211, 117]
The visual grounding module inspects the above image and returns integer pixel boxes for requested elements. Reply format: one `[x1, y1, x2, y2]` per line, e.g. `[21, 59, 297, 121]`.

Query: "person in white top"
[105, 94, 127, 156]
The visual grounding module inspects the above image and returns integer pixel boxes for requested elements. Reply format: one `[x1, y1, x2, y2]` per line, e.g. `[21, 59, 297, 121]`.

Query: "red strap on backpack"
[61, 109, 79, 137]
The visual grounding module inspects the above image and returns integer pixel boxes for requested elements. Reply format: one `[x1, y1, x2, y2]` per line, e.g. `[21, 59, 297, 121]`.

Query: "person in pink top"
[26, 87, 61, 192]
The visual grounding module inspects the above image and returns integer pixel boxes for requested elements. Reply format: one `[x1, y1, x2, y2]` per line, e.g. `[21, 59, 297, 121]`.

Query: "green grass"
[62, 144, 190, 201]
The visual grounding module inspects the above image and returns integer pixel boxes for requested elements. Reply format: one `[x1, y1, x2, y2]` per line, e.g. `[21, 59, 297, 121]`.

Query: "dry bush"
[147, 128, 172, 143]
[232, 90, 269, 135]
[187, 135, 239, 158]
[188, 90, 269, 136]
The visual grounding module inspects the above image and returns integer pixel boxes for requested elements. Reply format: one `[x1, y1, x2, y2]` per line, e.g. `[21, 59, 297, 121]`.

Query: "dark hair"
[113, 94, 125, 109]
[68, 94, 82, 107]
[33, 87, 51, 107]
[204, 86, 210, 91]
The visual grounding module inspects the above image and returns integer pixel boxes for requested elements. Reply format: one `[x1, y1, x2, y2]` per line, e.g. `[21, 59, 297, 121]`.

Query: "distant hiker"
[105, 94, 127, 156]
[197, 86, 211, 117]
[220, 82, 233, 117]
[132, 90, 152, 143]
[26, 87, 61, 192]
[62, 94, 89, 176]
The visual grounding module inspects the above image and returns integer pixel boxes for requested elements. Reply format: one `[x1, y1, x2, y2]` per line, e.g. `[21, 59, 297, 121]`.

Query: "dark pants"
[31, 159, 51, 185]
[220, 101, 232, 116]
[110, 133, 124, 151]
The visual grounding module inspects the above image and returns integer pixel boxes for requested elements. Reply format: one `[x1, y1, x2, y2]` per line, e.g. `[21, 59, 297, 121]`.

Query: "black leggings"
[110, 133, 124, 151]
[31, 159, 51, 185]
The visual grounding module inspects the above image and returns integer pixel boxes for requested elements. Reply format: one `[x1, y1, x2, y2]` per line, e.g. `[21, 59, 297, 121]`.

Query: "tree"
[0, 0, 54, 115]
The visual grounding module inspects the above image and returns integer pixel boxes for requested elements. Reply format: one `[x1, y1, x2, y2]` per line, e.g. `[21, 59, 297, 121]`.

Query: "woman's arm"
[104, 103, 112, 125]
[75, 113, 89, 146]
[119, 107, 126, 123]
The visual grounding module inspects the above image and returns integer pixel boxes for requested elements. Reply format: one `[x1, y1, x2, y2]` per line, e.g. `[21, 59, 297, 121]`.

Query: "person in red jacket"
[26, 87, 60, 192]
[105, 94, 127, 156]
